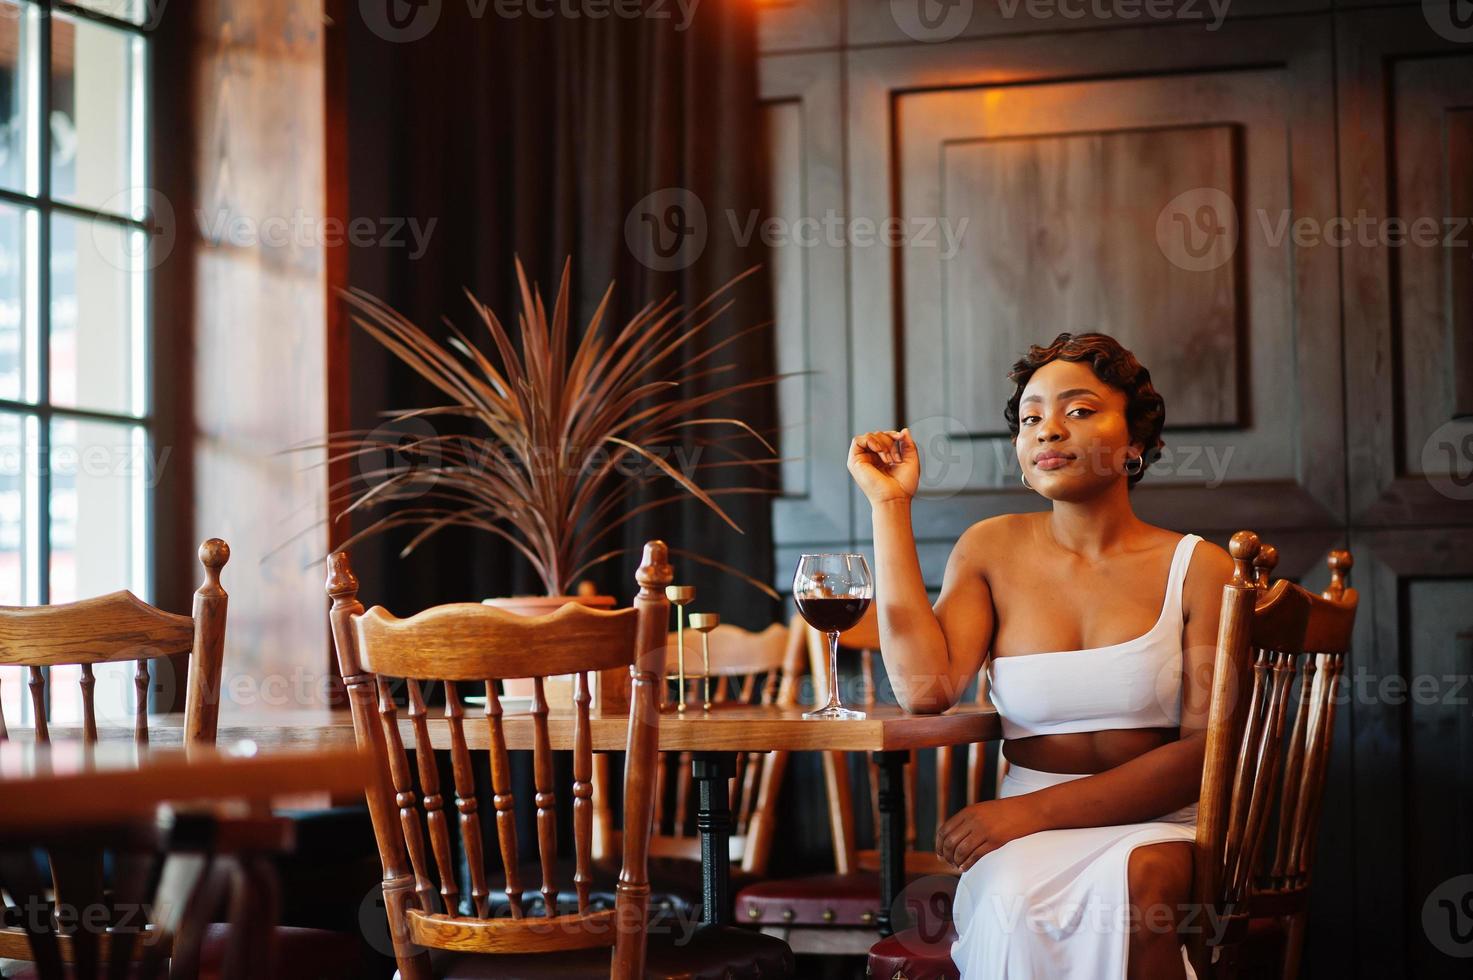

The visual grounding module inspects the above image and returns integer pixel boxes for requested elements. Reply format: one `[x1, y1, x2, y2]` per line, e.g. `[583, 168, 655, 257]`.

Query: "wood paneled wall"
[154, 0, 346, 711]
[761, 2, 1472, 976]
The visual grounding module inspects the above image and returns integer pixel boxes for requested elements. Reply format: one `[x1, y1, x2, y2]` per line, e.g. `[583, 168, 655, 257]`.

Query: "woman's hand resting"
[848, 428, 920, 505]
[935, 797, 1044, 871]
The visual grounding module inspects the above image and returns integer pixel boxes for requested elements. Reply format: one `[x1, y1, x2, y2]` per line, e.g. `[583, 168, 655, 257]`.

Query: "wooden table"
[17, 703, 1000, 934]
[0, 741, 372, 833]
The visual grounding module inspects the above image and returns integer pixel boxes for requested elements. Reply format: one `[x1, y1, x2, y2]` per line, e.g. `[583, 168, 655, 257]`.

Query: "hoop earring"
[1021, 472, 1034, 491]
[1125, 455, 1144, 476]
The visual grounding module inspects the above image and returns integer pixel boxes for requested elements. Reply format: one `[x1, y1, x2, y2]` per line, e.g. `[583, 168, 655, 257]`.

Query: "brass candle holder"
[689, 613, 719, 710]
[665, 585, 695, 711]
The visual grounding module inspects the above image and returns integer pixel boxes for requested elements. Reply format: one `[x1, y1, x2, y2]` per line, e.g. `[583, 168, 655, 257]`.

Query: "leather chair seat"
[866, 922, 960, 980]
[735, 871, 957, 929]
[419, 924, 793, 979]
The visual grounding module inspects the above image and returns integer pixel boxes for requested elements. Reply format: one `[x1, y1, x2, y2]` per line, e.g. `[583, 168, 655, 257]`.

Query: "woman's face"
[1013, 358, 1141, 501]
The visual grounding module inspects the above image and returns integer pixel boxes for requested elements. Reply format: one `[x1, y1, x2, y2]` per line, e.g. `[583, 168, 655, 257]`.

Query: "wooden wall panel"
[185, 0, 335, 708]
[763, 4, 1467, 975]
[1351, 527, 1473, 978]
[758, 0, 843, 51]
[848, 17, 1343, 547]
[915, 123, 1241, 435]
[761, 53, 853, 550]
[1340, 10, 1473, 527]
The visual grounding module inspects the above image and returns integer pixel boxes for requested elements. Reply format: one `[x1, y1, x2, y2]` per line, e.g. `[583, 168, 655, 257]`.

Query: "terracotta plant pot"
[483, 593, 617, 700]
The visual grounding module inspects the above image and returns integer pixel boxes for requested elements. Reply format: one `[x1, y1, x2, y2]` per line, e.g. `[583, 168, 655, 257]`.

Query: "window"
[0, 0, 153, 727]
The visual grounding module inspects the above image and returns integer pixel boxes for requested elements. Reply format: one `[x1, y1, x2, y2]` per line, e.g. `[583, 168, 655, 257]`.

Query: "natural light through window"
[0, 0, 151, 728]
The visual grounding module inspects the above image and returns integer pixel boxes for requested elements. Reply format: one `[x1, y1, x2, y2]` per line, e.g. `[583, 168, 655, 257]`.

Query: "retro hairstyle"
[1003, 332, 1166, 488]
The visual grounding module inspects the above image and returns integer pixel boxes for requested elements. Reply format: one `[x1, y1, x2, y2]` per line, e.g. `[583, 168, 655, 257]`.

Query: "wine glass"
[793, 553, 874, 720]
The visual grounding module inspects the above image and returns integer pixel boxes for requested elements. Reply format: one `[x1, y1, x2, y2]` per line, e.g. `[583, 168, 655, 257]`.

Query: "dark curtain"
[345, 0, 778, 627]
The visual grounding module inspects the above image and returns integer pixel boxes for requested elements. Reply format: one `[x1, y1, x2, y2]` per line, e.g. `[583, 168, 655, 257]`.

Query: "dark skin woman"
[847, 333, 1235, 979]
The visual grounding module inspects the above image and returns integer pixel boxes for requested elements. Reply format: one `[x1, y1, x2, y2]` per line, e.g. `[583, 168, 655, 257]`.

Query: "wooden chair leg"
[1281, 912, 1307, 979]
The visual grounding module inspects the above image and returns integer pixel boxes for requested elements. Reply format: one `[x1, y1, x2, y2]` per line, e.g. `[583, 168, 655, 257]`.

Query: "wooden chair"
[736, 604, 1000, 954]
[0, 538, 231, 747]
[325, 539, 794, 979]
[0, 540, 231, 976]
[1186, 534, 1358, 979]
[866, 534, 1358, 980]
[644, 617, 805, 877]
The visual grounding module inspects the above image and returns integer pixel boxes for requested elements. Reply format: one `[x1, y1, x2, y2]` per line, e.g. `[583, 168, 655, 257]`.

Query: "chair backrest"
[326, 540, 672, 980]
[0, 539, 230, 746]
[806, 604, 997, 876]
[1188, 532, 1357, 972]
[645, 617, 804, 875]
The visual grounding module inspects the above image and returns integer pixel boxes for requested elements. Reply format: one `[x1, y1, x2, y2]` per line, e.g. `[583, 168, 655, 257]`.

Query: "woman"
[847, 332, 1235, 979]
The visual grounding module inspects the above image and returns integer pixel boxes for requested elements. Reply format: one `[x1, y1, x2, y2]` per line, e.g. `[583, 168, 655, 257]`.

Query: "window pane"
[48, 416, 146, 606]
[0, 203, 35, 402]
[0, 1, 36, 194]
[66, 1, 154, 27]
[50, 13, 141, 212]
[0, 410, 26, 605]
[51, 214, 143, 415]
[0, 410, 26, 728]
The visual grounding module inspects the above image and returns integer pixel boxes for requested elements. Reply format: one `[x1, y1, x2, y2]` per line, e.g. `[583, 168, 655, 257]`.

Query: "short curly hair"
[1003, 332, 1165, 488]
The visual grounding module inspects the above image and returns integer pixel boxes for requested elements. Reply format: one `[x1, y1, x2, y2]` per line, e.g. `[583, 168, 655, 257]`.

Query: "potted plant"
[322, 259, 782, 695]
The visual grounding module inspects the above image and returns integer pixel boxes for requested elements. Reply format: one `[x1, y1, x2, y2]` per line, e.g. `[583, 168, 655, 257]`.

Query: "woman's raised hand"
[848, 428, 920, 505]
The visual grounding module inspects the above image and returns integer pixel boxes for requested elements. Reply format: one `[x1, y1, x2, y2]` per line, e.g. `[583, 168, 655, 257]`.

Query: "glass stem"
[827, 630, 842, 709]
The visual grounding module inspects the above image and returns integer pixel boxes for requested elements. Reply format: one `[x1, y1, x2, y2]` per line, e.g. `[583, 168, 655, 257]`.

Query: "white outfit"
[951, 533, 1204, 979]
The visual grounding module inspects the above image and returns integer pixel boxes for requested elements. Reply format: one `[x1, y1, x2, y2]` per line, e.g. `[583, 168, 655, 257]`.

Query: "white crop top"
[986, 533, 1202, 741]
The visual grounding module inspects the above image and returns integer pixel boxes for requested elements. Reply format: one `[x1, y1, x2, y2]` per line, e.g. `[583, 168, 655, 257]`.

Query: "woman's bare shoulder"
[1183, 535, 1234, 580]
[951, 513, 1036, 572]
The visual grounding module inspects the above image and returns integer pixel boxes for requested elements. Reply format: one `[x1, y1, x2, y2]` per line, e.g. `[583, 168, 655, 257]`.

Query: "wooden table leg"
[874, 750, 909, 937]
[692, 751, 736, 926]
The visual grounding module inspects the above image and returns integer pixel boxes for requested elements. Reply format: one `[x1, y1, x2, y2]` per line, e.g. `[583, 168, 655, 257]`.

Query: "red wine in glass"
[794, 553, 874, 720]
[794, 595, 872, 634]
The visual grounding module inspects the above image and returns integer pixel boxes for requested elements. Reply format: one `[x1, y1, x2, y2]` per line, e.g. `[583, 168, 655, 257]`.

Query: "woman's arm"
[936, 540, 1236, 869]
[849, 429, 995, 714]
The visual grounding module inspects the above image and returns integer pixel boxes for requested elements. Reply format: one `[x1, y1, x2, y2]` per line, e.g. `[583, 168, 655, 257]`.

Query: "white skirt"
[950, 763, 1199, 980]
